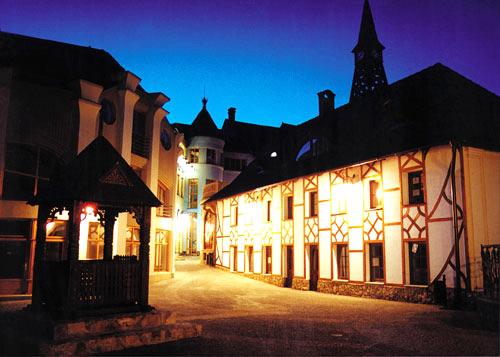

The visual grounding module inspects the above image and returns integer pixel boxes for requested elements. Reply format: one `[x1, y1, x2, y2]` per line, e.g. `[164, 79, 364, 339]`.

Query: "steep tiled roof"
[207, 63, 500, 202]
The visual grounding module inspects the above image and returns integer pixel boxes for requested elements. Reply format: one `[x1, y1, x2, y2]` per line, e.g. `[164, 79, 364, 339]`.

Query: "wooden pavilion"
[29, 136, 161, 319]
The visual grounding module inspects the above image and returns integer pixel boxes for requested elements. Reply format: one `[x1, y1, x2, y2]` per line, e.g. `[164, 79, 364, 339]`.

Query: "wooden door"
[309, 245, 319, 291]
[284, 246, 293, 287]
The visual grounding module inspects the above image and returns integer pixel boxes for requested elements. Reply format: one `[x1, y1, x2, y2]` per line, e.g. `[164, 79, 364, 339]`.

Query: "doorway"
[309, 245, 319, 291]
[284, 246, 293, 287]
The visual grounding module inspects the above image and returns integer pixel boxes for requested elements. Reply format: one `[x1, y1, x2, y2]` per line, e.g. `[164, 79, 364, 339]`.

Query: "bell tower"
[350, 0, 388, 101]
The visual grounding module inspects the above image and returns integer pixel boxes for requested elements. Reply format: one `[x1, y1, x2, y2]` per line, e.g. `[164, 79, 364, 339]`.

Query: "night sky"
[2, 0, 499, 127]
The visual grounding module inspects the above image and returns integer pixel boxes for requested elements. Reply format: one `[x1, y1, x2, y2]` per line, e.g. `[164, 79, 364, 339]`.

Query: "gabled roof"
[207, 63, 500, 203]
[31, 136, 161, 208]
[0, 31, 125, 90]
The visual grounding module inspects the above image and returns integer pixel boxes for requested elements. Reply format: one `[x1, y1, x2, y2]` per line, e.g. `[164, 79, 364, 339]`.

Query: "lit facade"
[204, 146, 500, 301]
[0, 32, 182, 293]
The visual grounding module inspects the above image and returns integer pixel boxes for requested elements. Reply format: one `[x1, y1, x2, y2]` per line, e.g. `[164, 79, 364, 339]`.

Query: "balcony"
[157, 205, 173, 218]
[132, 132, 150, 159]
[201, 181, 228, 204]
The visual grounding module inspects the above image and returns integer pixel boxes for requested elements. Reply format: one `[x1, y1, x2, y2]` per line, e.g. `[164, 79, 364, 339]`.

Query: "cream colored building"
[0, 32, 183, 294]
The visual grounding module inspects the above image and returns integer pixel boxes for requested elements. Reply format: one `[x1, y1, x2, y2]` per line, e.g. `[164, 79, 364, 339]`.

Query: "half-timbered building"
[202, 0, 500, 303]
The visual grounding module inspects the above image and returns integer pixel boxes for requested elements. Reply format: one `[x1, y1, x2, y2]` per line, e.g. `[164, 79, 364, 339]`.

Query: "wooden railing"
[132, 132, 150, 159]
[42, 260, 141, 314]
[481, 244, 500, 299]
[157, 205, 173, 218]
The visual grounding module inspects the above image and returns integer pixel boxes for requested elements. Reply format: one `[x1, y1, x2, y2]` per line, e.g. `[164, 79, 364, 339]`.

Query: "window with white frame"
[307, 191, 318, 217]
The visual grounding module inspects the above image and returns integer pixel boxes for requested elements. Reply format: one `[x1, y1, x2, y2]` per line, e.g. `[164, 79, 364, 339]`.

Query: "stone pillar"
[139, 206, 151, 309]
[31, 203, 50, 312]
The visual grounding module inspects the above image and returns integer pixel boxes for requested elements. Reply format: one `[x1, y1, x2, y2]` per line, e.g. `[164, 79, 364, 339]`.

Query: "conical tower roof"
[191, 97, 221, 138]
[352, 0, 385, 53]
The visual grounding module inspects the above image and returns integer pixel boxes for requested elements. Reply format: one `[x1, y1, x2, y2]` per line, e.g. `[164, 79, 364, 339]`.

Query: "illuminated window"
[367, 243, 384, 282]
[126, 226, 140, 257]
[155, 229, 169, 272]
[46, 220, 67, 261]
[264, 200, 272, 222]
[283, 195, 293, 220]
[189, 148, 199, 163]
[87, 222, 104, 259]
[231, 205, 238, 226]
[308, 191, 318, 217]
[157, 182, 171, 217]
[188, 179, 198, 209]
[369, 180, 382, 209]
[402, 170, 424, 205]
[336, 244, 348, 280]
[206, 149, 216, 164]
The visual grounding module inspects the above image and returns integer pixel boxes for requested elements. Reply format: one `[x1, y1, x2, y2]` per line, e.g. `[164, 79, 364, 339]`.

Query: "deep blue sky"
[2, 0, 499, 128]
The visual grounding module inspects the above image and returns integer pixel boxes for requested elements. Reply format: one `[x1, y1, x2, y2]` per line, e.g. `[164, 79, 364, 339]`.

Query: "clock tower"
[350, 0, 388, 101]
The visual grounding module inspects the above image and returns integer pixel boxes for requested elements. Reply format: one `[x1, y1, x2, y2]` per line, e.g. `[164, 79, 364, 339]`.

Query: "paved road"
[143, 256, 498, 356]
[1, 257, 498, 355]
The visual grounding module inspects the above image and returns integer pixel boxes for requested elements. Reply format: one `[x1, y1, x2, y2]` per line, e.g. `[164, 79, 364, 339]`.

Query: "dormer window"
[296, 138, 326, 161]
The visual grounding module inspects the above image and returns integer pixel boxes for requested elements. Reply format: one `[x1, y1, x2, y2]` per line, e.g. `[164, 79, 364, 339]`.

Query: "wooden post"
[139, 206, 151, 310]
[451, 143, 462, 307]
[103, 208, 118, 261]
[67, 200, 81, 262]
[31, 203, 49, 312]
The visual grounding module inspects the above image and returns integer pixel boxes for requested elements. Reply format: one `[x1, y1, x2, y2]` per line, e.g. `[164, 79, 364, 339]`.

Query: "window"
[263, 246, 272, 274]
[46, 220, 67, 261]
[403, 170, 424, 205]
[188, 179, 198, 209]
[155, 230, 169, 271]
[264, 200, 272, 222]
[283, 195, 293, 220]
[2, 143, 58, 200]
[246, 246, 254, 273]
[132, 111, 149, 158]
[308, 191, 318, 217]
[369, 180, 382, 209]
[368, 243, 384, 282]
[206, 149, 216, 164]
[337, 244, 348, 280]
[177, 175, 185, 198]
[126, 226, 140, 257]
[231, 205, 238, 226]
[408, 243, 428, 285]
[0, 220, 31, 279]
[189, 148, 199, 163]
[224, 157, 246, 171]
[87, 222, 104, 259]
[206, 179, 216, 186]
[157, 183, 171, 217]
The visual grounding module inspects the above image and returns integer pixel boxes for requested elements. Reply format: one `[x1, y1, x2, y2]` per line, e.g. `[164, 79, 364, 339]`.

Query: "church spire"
[350, 0, 388, 101]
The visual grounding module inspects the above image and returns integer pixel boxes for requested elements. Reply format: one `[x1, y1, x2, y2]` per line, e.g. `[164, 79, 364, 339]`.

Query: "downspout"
[450, 141, 462, 306]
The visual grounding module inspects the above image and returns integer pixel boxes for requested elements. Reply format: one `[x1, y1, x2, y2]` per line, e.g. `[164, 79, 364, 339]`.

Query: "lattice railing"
[481, 244, 500, 299]
[74, 260, 140, 309]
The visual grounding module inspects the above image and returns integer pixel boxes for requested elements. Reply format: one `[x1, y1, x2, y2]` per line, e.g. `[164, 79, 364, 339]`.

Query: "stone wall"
[215, 265, 437, 304]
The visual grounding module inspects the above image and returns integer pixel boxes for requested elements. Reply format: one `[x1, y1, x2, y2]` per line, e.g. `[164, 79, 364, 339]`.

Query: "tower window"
[189, 148, 199, 163]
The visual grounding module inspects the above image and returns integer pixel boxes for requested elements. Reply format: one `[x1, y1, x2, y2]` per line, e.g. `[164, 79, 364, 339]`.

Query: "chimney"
[228, 107, 236, 121]
[317, 90, 335, 118]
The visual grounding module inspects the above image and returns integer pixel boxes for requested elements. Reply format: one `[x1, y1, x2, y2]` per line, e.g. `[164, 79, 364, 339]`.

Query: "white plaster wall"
[382, 157, 400, 189]
[349, 227, 363, 251]
[319, 230, 331, 279]
[294, 205, 304, 277]
[428, 221, 454, 283]
[384, 224, 403, 284]
[349, 251, 364, 281]
[272, 233, 281, 275]
[319, 201, 330, 230]
[318, 172, 330, 201]
[383, 190, 401, 224]
[425, 147, 453, 220]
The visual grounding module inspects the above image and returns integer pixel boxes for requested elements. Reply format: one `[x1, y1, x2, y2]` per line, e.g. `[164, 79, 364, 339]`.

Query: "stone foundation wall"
[215, 265, 438, 304]
[317, 280, 433, 304]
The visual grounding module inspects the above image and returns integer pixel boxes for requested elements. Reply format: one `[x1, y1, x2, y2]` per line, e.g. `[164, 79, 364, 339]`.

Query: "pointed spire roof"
[190, 97, 221, 138]
[352, 0, 385, 53]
